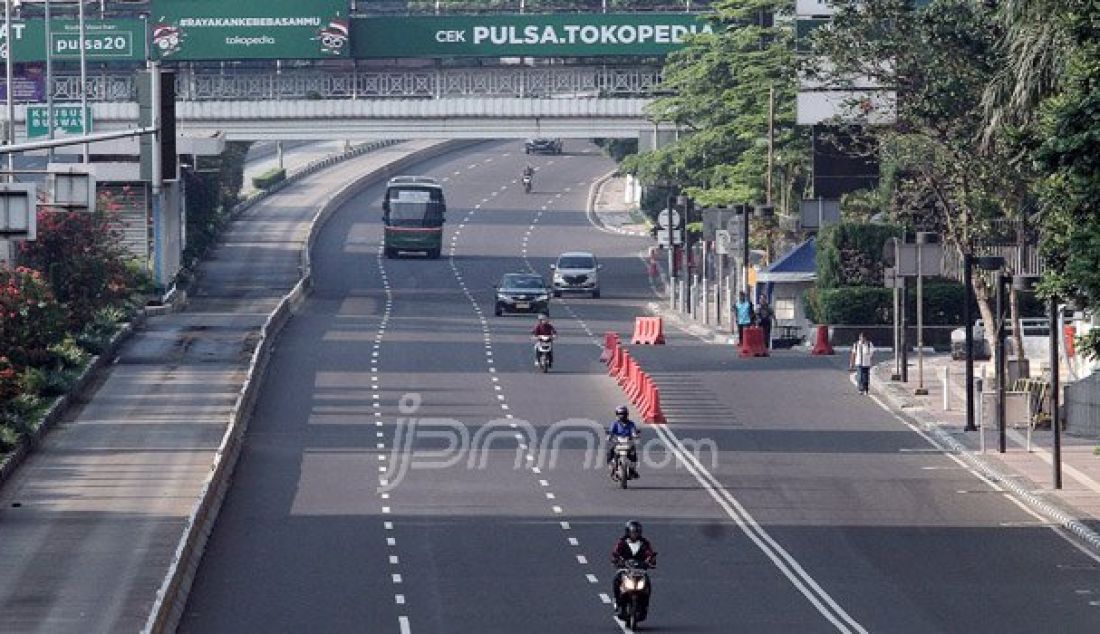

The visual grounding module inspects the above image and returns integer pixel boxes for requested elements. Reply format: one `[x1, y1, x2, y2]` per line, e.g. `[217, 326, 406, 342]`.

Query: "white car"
[551, 252, 601, 298]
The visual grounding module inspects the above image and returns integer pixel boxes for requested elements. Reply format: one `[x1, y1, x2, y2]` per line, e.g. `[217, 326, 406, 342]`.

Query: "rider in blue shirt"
[606, 406, 640, 477]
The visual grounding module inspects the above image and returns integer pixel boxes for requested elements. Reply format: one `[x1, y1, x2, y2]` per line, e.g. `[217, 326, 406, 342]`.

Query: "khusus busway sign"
[150, 0, 349, 60]
[351, 13, 714, 58]
[26, 105, 92, 138]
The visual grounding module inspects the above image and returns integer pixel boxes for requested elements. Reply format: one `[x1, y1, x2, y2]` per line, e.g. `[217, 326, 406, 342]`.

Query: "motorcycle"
[534, 335, 553, 373]
[609, 436, 637, 489]
[615, 559, 654, 630]
[522, 173, 533, 193]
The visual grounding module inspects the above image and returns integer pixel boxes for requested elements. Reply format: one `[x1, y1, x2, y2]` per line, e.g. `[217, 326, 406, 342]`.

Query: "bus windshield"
[387, 201, 444, 228]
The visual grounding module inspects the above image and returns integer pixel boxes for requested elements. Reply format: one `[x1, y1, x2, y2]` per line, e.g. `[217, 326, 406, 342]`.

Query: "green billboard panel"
[351, 13, 715, 58]
[151, 0, 349, 60]
[27, 105, 93, 138]
[1, 19, 146, 63]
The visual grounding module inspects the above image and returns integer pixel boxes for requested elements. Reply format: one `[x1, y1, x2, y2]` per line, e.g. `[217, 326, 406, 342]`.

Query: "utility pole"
[766, 83, 775, 205]
[4, 0, 15, 179]
[78, 0, 89, 163]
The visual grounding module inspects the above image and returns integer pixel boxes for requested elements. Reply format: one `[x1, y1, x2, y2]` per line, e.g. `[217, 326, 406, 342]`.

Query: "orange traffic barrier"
[631, 316, 666, 345]
[600, 332, 621, 363]
[627, 366, 646, 404]
[616, 351, 635, 386]
[637, 373, 653, 411]
[608, 344, 625, 377]
[810, 325, 834, 356]
[643, 383, 668, 424]
[739, 326, 769, 358]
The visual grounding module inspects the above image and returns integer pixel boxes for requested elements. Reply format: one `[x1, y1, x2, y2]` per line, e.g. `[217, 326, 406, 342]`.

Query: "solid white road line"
[653, 424, 867, 634]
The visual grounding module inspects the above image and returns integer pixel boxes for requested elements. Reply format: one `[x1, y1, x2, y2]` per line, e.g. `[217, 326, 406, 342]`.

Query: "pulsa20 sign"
[150, 0, 349, 61]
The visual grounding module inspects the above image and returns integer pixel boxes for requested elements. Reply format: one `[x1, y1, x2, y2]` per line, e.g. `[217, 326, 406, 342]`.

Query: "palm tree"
[980, 0, 1070, 151]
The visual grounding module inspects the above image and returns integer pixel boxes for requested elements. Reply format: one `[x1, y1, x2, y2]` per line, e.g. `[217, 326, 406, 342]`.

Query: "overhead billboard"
[150, 0, 349, 60]
[351, 13, 714, 58]
[0, 19, 146, 63]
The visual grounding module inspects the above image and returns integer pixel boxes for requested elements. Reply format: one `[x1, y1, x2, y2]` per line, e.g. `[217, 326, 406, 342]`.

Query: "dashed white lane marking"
[586, 574, 598, 583]
[446, 155, 611, 621]
[395, 594, 406, 605]
[399, 615, 412, 634]
[392, 573, 403, 584]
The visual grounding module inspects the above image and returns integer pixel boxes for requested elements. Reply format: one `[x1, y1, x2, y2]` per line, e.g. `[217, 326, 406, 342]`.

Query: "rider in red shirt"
[531, 314, 557, 367]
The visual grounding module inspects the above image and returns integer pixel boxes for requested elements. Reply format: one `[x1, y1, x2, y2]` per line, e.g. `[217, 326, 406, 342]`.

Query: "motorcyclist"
[523, 164, 534, 179]
[606, 405, 640, 478]
[610, 520, 657, 618]
[531, 314, 556, 367]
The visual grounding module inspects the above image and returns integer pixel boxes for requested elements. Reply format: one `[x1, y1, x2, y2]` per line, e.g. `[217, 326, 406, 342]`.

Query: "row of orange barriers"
[631, 316, 666, 345]
[604, 332, 668, 424]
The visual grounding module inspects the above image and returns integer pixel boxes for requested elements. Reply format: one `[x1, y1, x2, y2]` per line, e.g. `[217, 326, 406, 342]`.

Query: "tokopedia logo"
[434, 23, 714, 46]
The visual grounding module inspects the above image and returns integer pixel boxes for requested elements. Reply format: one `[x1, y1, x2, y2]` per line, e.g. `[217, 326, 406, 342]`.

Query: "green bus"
[382, 176, 446, 259]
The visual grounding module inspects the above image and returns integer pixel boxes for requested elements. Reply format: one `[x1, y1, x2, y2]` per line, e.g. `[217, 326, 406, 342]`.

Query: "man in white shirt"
[849, 332, 874, 395]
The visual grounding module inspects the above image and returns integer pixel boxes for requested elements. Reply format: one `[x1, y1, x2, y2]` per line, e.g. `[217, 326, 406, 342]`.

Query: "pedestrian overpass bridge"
[17, 66, 668, 142]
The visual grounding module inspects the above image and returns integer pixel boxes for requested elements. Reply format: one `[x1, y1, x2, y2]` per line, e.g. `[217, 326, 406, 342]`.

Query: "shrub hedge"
[252, 167, 287, 191]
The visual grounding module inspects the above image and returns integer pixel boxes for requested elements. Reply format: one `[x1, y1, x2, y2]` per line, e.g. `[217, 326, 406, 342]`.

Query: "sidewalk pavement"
[589, 176, 1100, 552]
[0, 140, 449, 634]
[871, 354, 1100, 548]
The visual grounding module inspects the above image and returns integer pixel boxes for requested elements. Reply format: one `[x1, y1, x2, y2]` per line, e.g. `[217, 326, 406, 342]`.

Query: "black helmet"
[615, 405, 629, 418]
[624, 520, 643, 538]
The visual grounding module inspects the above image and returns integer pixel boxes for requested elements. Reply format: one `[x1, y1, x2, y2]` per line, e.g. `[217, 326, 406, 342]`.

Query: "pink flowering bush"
[0, 266, 67, 367]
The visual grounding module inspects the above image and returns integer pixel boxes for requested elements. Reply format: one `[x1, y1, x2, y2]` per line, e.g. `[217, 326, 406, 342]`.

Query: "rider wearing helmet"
[610, 520, 657, 616]
[531, 314, 557, 367]
[606, 406, 639, 474]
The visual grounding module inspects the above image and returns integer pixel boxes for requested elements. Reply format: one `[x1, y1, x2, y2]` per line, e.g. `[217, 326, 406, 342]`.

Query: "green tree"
[622, 0, 810, 215]
[809, 0, 1041, 355]
[1033, 1, 1100, 359]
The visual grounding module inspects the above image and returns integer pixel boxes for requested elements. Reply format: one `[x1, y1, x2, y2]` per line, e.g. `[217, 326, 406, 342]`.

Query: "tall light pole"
[914, 232, 937, 396]
[973, 256, 1005, 440]
[4, 0, 14, 179]
[963, 252, 976, 431]
[78, 0, 89, 163]
[1050, 294, 1062, 489]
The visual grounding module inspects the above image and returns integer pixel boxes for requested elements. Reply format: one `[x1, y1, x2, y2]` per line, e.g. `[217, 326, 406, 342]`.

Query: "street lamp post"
[1013, 274, 1061, 487]
[1050, 294, 1062, 489]
[963, 253, 976, 431]
[677, 195, 694, 314]
[972, 256, 1005, 442]
[735, 204, 773, 298]
[914, 232, 937, 396]
[996, 271, 1008, 453]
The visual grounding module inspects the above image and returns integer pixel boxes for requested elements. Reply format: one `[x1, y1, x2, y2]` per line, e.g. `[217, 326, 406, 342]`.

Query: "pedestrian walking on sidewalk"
[849, 332, 874, 395]
[755, 296, 774, 349]
[735, 292, 755, 344]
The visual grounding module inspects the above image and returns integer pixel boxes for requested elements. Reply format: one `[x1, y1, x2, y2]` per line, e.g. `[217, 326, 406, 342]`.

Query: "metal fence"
[50, 66, 665, 102]
[1065, 372, 1100, 439]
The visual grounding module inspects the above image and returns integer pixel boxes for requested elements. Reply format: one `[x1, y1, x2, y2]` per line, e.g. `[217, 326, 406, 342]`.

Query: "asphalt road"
[180, 141, 1100, 633]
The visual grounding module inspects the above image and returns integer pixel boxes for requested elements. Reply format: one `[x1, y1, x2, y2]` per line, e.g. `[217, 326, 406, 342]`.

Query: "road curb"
[869, 364, 1100, 556]
[142, 139, 481, 634]
[585, 170, 649, 238]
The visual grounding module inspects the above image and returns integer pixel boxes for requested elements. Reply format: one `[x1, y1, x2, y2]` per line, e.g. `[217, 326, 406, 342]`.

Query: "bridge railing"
[51, 66, 665, 101]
